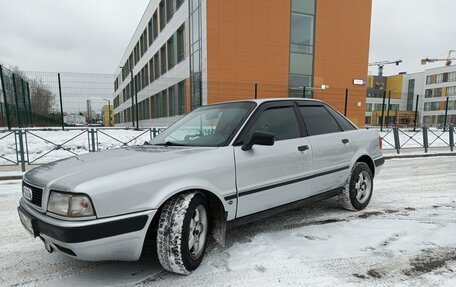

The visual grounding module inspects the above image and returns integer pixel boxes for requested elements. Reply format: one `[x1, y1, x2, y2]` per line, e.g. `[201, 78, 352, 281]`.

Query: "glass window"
[290, 53, 313, 75]
[366, 103, 372, 112]
[292, 0, 315, 14]
[247, 107, 300, 141]
[159, 0, 166, 31]
[153, 11, 159, 39]
[178, 80, 186, 114]
[290, 13, 313, 47]
[177, 25, 185, 62]
[326, 106, 357, 130]
[166, 0, 174, 22]
[167, 35, 175, 70]
[149, 102, 256, 147]
[300, 106, 342, 136]
[160, 44, 167, 75]
[148, 20, 153, 46]
[154, 54, 160, 79]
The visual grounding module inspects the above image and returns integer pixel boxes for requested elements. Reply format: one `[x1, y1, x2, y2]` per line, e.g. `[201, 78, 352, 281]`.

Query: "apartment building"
[113, 0, 373, 127]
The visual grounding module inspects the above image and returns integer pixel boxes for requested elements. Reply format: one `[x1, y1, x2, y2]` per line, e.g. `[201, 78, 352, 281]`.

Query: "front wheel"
[339, 162, 373, 211]
[156, 192, 209, 275]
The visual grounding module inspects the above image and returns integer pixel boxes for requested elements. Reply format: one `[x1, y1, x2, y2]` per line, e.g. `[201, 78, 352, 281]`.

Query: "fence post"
[449, 125, 454, 152]
[380, 90, 386, 132]
[386, 90, 391, 128]
[12, 74, 21, 128]
[413, 94, 419, 132]
[422, 126, 428, 153]
[26, 82, 33, 127]
[17, 130, 26, 172]
[0, 65, 11, 130]
[254, 83, 258, 99]
[344, 88, 348, 116]
[302, 86, 306, 98]
[57, 73, 65, 130]
[90, 129, 96, 152]
[443, 97, 449, 132]
[20, 79, 28, 127]
[393, 127, 400, 154]
[152, 127, 158, 138]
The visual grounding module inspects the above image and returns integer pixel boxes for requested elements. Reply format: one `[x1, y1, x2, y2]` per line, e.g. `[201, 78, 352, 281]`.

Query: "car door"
[233, 101, 313, 218]
[297, 102, 355, 195]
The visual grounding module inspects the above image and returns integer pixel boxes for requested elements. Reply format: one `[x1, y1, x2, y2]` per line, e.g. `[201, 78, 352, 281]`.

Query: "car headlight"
[47, 191, 95, 217]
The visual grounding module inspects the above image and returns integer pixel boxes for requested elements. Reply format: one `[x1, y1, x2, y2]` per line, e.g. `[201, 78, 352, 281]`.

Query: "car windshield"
[148, 102, 256, 147]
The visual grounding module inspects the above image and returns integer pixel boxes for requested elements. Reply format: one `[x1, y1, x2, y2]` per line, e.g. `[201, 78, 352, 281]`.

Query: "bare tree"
[29, 79, 55, 115]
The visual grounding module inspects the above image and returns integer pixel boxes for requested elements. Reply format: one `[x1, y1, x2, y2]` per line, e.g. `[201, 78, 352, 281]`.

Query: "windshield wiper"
[154, 141, 188, 146]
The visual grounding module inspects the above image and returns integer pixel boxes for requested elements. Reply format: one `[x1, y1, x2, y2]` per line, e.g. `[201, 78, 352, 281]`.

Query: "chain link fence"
[0, 65, 115, 129]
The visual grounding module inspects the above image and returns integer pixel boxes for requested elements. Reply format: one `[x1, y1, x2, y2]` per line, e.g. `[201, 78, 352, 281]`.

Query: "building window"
[166, 0, 174, 22]
[189, 0, 202, 110]
[177, 25, 185, 62]
[153, 11, 159, 39]
[366, 103, 372, 112]
[407, 79, 415, 111]
[447, 86, 456, 96]
[154, 53, 160, 79]
[159, 0, 166, 31]
[160, 44, 167, 75]
[167, 35, 176, 70]
[148, 20, 153, 46]
[288, 0, 315, 98]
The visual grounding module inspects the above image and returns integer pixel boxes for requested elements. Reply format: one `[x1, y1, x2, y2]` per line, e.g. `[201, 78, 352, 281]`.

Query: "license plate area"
[18, 209, 37, 237]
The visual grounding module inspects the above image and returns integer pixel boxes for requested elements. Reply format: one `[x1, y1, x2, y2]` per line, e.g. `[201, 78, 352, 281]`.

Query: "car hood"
[24, 145, 216, 190]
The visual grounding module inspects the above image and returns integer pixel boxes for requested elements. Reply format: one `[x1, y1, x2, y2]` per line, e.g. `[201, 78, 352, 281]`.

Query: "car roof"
[210, 98, 324, 105]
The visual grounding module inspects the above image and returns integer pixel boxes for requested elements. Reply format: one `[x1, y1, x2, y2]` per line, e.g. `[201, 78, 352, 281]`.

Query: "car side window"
[326, 106, 357, 131]
[299, 105, 342, 136]
[246, 107, 300, 141]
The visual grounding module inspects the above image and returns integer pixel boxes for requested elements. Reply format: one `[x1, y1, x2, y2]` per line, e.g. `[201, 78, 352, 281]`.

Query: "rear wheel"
[156, 192, 209, 275]
[339, 162, 373, 211]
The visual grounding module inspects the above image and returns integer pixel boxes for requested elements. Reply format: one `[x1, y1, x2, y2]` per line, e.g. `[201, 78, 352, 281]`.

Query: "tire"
[156, 192, 210, 275]
[338, 162, 373, 211]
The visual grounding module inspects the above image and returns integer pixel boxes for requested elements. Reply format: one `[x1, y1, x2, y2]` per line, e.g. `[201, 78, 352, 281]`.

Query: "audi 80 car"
[18, 98, 384, 274]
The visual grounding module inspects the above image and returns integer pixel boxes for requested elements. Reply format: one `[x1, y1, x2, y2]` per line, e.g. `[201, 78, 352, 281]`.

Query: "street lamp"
[119, 64, 139, 129]
[103, 98, 111, 127]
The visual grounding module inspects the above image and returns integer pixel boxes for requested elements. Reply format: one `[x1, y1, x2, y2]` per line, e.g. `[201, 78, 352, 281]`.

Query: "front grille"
[23, 181, 43, 208]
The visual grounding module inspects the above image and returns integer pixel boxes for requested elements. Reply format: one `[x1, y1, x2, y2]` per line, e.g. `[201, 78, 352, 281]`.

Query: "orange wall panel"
[313, 0, 372, 127]
[206, 0, 291, 103]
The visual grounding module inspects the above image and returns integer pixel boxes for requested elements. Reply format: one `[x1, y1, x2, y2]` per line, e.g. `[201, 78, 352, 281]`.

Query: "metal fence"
[379, 125, 455, 154]
[0, 66, 115, 129]
[0, 127, 165, 171]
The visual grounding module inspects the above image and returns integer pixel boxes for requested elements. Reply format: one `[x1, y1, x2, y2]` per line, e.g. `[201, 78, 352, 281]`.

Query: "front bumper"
[18, 198, 157, 261]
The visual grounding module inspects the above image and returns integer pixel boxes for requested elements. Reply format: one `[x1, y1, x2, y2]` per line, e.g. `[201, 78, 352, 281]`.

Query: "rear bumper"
[18, 198, 157, 261]
[374, 156, 384, 174]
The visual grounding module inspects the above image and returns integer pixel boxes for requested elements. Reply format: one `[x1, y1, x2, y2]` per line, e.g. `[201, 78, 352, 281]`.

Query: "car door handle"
[298, 145, 309, 151]
[342, 139, 349, 144]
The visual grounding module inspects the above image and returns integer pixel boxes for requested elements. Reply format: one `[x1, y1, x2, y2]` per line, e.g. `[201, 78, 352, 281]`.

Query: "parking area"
[1, 156, 456, 286]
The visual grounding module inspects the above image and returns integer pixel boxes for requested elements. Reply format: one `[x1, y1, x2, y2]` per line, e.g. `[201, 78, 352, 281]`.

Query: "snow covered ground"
[1, 156, 456, 286]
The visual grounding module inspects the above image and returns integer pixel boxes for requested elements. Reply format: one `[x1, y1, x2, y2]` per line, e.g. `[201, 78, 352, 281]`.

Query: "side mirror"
[242, 131, 275, 151]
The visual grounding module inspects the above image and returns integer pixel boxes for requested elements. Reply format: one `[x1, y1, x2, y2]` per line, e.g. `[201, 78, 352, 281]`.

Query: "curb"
[0, 175, 23, 181]
[384, 152, 456, 160]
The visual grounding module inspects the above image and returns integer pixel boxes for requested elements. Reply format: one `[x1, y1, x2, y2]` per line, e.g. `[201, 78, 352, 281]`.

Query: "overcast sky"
[0, 0, 455, 76]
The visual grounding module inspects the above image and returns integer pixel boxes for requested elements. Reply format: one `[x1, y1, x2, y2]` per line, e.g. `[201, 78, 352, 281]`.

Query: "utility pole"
[413, 95, 419, 132]
[386, 90, 392, 128]
[380, 90, 386, 131]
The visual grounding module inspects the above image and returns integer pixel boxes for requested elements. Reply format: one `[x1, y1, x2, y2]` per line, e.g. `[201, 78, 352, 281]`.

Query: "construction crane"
[368, 60, 402, 76]
[421, 50, 456, 66]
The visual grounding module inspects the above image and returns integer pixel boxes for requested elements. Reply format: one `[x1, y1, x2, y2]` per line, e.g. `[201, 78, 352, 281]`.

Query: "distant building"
[113, 0, 373, 128]
[63, 114, 86, 126]
[365, 64, 456, 127]
[102, 104, 113, 127]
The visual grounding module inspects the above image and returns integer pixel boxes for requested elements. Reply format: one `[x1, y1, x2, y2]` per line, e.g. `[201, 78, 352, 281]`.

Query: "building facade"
[365, 65, 456, 127]
[113, 0, 372, 128]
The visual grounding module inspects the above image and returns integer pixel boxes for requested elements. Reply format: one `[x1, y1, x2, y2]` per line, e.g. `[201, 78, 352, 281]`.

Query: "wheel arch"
[142, 188, 228, 253]
[355, 154, 375, 177]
